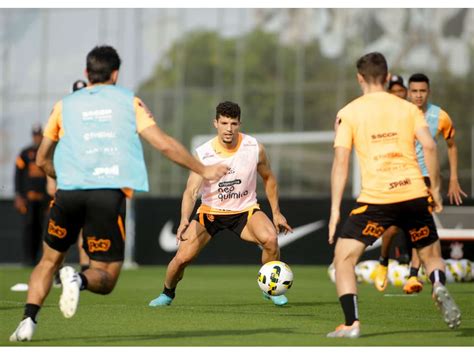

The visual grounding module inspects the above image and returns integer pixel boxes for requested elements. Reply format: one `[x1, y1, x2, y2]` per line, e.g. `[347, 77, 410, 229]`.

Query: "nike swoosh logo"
[158, 219, 326, 253]
[276, 220, 326, 248]
[159, 221, 179, 253]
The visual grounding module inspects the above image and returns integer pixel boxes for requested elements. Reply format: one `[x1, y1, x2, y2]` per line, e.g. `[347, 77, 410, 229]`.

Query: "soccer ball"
[355, 260, 378, 284]
[257, 261, 294, 296]
[388, 263, 409, 287]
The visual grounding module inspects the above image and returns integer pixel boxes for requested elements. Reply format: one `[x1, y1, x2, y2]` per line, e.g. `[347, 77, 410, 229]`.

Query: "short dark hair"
[408, 73, 430, 87]
[356, 52, 388, 85]
[216, 101, 241, 120]
[86, 45, 121, 84]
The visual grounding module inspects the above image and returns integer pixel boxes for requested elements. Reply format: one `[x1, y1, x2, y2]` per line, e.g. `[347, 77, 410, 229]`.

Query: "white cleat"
[433, 284, 461, 329]
[9, 317, 36, 342]
[327, 321, 361, 338]
[59, 266, 80, 318]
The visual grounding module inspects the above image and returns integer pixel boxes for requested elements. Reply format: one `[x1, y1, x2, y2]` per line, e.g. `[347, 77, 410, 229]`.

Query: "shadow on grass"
[362, 327, 474, 338]
[34, 327, 298, 344]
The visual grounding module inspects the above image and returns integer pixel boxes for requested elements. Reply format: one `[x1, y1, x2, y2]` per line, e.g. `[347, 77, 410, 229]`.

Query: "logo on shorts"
[87, 237, 111, 253]
[48, 219, 67, 239]
[206, 214, 215, 222]
[362, 221, 385, 238]
[409, 226, 430, 242]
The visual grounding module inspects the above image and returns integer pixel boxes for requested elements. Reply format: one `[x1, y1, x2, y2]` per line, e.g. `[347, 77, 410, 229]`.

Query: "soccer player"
[373, 73, 467, 294]
[14, 124, 51, 266]
[9, 45, 228, 342]
[148, 101, 293, 307]
[327, 52, 461, 338]
[387, 74, 407, 99]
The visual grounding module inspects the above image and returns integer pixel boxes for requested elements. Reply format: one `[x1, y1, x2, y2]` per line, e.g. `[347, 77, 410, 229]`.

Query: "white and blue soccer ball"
[257, 261, 294, 296]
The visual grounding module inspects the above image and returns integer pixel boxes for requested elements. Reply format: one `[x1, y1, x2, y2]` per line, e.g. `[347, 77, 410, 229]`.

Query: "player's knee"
[261, 231, 278, 251]
[174, 254, 194, 267]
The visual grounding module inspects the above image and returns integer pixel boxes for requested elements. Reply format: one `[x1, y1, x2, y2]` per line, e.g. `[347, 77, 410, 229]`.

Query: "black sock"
[80, 265, 89, 272]
[23, 303, 40, 323]
[409, 267, 419, 278]
[379, 256, 389, 267]
[339, 294, 359, 326]
[429, 269, 446, 285]
[163, 285, 176, 299]
[78, 273, 88, 291]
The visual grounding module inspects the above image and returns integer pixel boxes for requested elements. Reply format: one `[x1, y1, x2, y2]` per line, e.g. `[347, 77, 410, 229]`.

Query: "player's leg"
[149, 219, 211, 307]
[403, 248, 424, 294]
[327, 238, 366, 338]
[77, 230, 90, 272]
[401, 197, 461, 329]
[374, 225, 398, 291]
[58, 189, 126, 318]
[10, 242, 66, 342]
[240, 210, 287, 306]
[240, 210, 279, 263]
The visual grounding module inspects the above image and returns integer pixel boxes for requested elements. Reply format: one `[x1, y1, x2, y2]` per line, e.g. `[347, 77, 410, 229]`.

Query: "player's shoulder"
[241, 133, 259, 147]
[196, 136, 216, 153]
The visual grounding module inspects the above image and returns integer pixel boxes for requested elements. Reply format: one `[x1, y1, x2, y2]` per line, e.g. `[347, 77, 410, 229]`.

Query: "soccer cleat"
[373, 264, 388, 292]
[149, 293, 173, 307]
[59, 266, 80, 318]
[262, 292, 288, 306]
[433, 284, 461, 329]
[403, 276, 423, 294]
[9, 317, 36, 342]
[327, 320, 361, 338]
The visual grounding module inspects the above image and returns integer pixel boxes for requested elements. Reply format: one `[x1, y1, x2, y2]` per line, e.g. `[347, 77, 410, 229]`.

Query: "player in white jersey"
[148, 101, 293, 307]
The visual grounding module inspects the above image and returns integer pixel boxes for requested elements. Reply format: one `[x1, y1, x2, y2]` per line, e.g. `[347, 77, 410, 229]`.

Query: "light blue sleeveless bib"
[415, 103, 441, 177]
[54, 85, 149, 192]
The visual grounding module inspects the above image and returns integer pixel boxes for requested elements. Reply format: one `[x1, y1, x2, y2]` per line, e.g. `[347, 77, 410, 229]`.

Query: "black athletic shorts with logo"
[44, 189, 126, 262]
[194, 208, 261, 237]
[339, 196, 438, 249]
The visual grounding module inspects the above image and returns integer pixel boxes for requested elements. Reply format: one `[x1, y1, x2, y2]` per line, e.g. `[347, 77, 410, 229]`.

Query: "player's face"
[214, 115, 241, 145]
[408, 82, 430, 109]
[389, 84, 407, 99]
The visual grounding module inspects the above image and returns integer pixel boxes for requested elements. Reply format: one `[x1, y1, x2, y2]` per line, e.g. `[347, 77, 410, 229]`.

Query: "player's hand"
[447, 180, 467, 206]
[14, 195, 27, 214]
[202, 164, 229, 181]
[273, 212, 293, 235]
[430, 189, 443, 213]
[328, 209, 340, 245]
[177, 219, 190, 243]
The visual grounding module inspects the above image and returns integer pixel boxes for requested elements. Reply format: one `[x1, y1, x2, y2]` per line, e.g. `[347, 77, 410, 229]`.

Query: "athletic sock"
[339, 294, 359, 326]
[78, 273, 88, 291]
[409, 267, 419, 278]
[163, 285, 176, 299]
[429, 269, 446, 286]
[80, 264, 89, 272]
[23, 303, 40, 323]
[379, 256, 389, 267]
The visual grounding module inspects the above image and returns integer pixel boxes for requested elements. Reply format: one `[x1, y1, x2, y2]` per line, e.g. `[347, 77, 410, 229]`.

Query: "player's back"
[336, 91, 428, 204]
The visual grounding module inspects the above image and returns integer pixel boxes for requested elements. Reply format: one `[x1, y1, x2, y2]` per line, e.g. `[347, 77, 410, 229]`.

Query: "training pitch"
[1, 265, 473, 346]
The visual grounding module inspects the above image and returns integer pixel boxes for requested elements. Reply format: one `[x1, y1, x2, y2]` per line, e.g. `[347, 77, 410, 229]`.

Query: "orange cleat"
[403, 276, 423, 294]
[373, 264, 388, 292]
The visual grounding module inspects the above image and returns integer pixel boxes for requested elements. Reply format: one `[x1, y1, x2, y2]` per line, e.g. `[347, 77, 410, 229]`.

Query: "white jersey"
[196, 133, 259, 214]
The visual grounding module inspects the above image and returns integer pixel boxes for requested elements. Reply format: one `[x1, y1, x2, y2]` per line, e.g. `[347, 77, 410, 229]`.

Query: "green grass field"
[1, 265, 473, 346]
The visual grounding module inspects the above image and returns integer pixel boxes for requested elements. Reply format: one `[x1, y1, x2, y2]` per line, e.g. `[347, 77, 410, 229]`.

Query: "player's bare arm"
[329, 146, 350, 245]
[140, 124, 228, 181]
[178, 170, 203, 242]
[415, 126, 442, 212]
[36, 137, 57, 179]
[445, 137, 467, 205]
[257, 143, 292, 235]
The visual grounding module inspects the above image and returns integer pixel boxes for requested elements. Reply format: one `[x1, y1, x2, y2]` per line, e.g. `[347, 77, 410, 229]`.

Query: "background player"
[387, 74, 407, 99]
[14, 124, 51, 266]
[328, 52, 461, 338]
[10, 45, 228, 342]
[374, 73, 467, 294]
[148, 101, 293, 307]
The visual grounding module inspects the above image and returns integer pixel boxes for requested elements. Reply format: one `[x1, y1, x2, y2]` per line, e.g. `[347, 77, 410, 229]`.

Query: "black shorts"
[339, 196, 438, 249]
[44, 189, 126, 262]
[194, 208, 261, 237]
